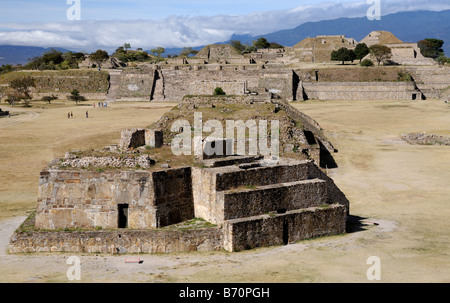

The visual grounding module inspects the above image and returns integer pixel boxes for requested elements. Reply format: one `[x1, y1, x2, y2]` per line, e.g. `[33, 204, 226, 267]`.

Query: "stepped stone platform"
[10, 155, 349, 253]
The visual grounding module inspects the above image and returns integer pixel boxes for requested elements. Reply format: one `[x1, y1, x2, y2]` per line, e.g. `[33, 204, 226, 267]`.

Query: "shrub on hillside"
[213, 87, 226, 96]
[360, 59, 374, 67]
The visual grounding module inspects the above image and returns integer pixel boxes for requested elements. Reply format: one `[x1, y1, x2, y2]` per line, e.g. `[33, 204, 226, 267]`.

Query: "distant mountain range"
[251, 9, 450, 54]
[1, 9, 449, 65]
[0, 46, 71, 66]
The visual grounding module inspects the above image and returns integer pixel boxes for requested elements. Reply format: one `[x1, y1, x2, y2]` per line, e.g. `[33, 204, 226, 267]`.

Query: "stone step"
[106, 71, 123, 102]
[223, 204, 346, 252]
[192, 158, 350, 226]
[216, 178, 328, 223]
[212, 159, 320, 191]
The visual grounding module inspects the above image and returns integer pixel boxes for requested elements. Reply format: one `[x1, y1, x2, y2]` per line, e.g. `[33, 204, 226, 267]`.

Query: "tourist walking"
[86, 111, 89, 118]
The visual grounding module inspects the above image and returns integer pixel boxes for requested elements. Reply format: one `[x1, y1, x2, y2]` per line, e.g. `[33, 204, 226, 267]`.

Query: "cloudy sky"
[0, 0, 449, 52]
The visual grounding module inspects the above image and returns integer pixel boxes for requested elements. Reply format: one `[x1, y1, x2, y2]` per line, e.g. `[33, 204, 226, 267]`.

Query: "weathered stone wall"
[35, 167, 194, 230]
[303, 82, 421, 100]
[406, 66, 450, 99]
[35, 170, 155, 230]
[223, 204, 346, 252]
[120, 129, 146, 149]
[191, 167, 217, 222]
[152, 168, 195, 227]
[401, 133, 450, 145]
[116, 70, 155, 101]
[111, 68, 294, 102]
[61, 155, 155, 169]
[9, 228, 223, 254]
[120, 128, 163, 150]
[218, 179, 328, 222]
[32, 92, 107, 101]
[192, 159, 349, 225]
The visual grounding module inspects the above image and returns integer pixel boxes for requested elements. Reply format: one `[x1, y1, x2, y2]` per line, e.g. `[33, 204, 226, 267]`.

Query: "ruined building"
[10, 97, 349, 254]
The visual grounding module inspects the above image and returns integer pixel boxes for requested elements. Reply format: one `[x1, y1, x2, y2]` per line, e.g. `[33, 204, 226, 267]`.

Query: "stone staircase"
[106, 70, 123, 102]
[406, 66, 450, 99]
[192, 157, 348, 251]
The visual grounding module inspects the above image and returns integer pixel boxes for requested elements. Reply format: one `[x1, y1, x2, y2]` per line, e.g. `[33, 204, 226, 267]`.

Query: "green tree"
[90, 49, 109, 68]
[180, 47, 199, 57]
[243, 44, 257, 54]
[42, 94, 58, 104]
[268, 42, 284, 49]
[230, 40, 246, 53]
[0, 64, 13, 75]
[41, 49, 64, 65]
[213, 87, 226, 96]
[369, 44, 392, 65]
[354, 43, 370, 63]
[150, 47, 166, 57]
[67, 89, 87, 104]
[9, 76, 35, 106]
[360, 59, 374, 67]
[330, 47, 356, 65]
[123, 43, 131, 53]
[253, 37, 270, 49]
[418, 38, 444, 59]
[437, 55, 450, 65]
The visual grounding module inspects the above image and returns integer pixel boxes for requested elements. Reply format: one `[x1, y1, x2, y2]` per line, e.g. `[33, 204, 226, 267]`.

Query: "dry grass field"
[0, 98, 449, 283]
[0, 100, 176, 221]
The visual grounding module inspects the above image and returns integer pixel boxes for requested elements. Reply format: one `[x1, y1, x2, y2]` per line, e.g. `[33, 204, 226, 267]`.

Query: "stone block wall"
[120, 128, 163, 150]
[223, 204, 346, 252]
[9, 228, 223, 254]
[217, 179, 328, 223]
[116, 70, 155, 101]
[35, 167, 194, 230]
[302, 82, 421, 100]
[152, 168, 195, 227]
[192, 159, 349, 225]
[35, 170, 155, 230]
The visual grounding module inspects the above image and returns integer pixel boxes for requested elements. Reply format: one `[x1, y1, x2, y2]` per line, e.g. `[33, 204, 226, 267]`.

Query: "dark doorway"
[282, 219, 289, 245]
[118, 204, 129, 228]
[412, 93, 417, 100]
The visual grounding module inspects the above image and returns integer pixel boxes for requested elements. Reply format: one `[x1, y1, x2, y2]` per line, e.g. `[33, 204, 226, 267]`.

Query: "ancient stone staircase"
[406, 66, 450, 99]
[106, 70, 123, 102]
[192, 157, 348, 251]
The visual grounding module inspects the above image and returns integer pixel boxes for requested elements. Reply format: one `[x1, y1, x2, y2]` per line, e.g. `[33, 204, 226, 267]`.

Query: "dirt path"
[0, 106, 40, 129]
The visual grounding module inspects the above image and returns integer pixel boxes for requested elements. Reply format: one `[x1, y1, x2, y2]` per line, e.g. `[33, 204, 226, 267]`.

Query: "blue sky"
[1, 0, 348, 22]
[0, 0, 449, 51]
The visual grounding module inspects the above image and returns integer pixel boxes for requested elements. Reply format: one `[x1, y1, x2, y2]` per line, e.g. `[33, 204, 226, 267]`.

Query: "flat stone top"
[202, 157, 312, 174]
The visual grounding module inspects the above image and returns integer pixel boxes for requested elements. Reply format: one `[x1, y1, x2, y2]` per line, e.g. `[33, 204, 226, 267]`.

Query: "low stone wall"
[303, 82, 421, 100]
[223, 204, 346, 252]
[61, 155, 155, 169]
[9, 228, 223, 254]
[401, 133, 450, 145]
[32, 92, 107, 101]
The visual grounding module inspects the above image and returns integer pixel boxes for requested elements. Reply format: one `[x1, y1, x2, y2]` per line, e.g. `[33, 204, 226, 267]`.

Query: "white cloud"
[0, 0, 449, 52]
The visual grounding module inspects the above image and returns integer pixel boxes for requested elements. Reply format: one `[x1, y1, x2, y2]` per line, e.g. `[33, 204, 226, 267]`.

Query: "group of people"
[66, 100, 109, 119]
[67, 111, 89, 118]
[94, 102, 108, 108]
